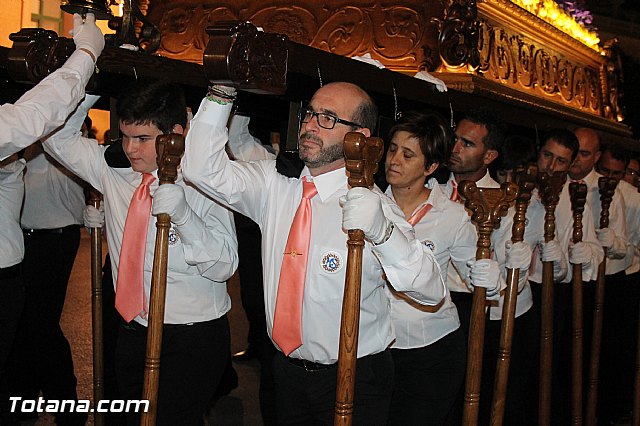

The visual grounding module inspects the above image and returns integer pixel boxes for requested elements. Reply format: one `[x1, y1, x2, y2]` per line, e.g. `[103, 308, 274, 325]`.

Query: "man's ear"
[171, 124, 185, 135]
[358, 128, 372, 138]
[483, 149, 498, 166]
[594, 150, 602, 164]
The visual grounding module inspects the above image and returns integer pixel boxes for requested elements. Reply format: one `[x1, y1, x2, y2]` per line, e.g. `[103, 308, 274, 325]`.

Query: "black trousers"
[272, 350, 394, 425]
[0, 265, 25, 424]
[8, 226, 81, 418]
[388, 328, 466, 426]
[116, 315, 230, 426]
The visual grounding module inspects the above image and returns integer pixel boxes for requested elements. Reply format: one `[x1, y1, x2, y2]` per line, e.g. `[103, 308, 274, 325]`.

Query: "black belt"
[22, 224, 81, 236]
[121, 317, 220, 331]
[0, 263, 22, 280]
[286, 357, 337, 372]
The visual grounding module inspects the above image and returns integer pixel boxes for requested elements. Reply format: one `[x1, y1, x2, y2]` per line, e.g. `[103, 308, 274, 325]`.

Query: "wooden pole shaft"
[89, 191, 105, 426]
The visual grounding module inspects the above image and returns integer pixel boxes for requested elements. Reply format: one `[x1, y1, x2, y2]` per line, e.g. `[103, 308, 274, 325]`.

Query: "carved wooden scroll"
[7, 28, 74, 84]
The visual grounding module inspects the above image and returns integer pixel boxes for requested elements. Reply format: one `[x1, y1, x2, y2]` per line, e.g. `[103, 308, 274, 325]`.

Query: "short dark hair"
[389, 110, 453, 169]
[541, 128, 580, 162]
[116, 80, 187, 134]
[601, 146, 631, 167]
[497, 134, 537, 171]
[461, 107, 507, 151]
[351, 93, 378, 133]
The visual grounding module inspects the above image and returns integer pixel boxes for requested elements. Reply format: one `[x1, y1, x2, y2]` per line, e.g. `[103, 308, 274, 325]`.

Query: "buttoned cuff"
[194, 97, 234, 128]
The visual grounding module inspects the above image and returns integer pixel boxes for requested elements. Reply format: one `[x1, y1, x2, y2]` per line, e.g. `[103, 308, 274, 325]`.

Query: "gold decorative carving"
[146, 1, 439, 73]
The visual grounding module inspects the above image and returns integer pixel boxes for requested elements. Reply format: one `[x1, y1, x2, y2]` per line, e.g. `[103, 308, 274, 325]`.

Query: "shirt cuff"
[194, 97, 234, 128]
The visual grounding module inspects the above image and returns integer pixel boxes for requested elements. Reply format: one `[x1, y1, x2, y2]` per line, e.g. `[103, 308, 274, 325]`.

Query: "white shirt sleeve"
[0, 50, 95, 160]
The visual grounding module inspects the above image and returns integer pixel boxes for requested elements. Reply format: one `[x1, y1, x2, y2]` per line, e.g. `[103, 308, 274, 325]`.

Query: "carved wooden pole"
[537, 171, 567, 426]
[586, 177, 617, 426]
[334, 133, 383, 426]
[89, 188, 105, 426]
[490, 164, 537, 426]
[460, 180, 518, 426]
[569, 181, 588, 426]
[140, 134, 185, 426]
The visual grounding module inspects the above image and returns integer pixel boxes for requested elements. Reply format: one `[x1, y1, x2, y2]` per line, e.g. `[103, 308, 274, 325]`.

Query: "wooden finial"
[597, 177, 618, 230]
[569, 182, 588, 244]
[343, 132, 383, 189]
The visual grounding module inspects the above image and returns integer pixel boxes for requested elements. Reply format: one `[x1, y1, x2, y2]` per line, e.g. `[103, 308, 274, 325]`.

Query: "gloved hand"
[569, 241, 592, 265]
[72, 13, 105, 61]
[541, 240, 568, 281]
[83, 203, 104, 228]
[596, 227, 615, 248]
[152, 184, 191, 226]
[341, 187, 390, 244]
[505, 241, 532, 270]
[467, 259, 505, 301]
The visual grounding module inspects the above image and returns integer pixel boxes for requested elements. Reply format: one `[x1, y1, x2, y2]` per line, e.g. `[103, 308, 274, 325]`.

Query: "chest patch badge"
[422, 239, 436, 252]
[321, 251, 342, 273]
[168, 227, 180, 247]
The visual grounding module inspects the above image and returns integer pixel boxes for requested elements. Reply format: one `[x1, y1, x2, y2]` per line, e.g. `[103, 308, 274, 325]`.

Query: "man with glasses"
[624, 157, 640, 188]
[183, 82, 445, 424]
[595, 147, 639, 424]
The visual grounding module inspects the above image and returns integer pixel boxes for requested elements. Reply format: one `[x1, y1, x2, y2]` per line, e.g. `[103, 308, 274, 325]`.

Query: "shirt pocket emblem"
[168, 227, 180, 247]
[321, 251, 342, 273]
[422, 239, 436, 252]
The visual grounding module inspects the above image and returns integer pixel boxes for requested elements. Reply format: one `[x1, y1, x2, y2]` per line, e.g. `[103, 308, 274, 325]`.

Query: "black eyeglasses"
[299, 108, 363, 130]
[596, 164, 625, 179]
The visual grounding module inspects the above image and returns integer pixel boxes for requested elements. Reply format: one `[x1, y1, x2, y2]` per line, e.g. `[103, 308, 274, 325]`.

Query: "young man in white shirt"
[43, 80, 239, 426]
[182, 82, 445, 424]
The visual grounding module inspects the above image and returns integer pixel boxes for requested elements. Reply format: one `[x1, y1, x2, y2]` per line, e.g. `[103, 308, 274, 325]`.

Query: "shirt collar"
[300, 166, 347, 202]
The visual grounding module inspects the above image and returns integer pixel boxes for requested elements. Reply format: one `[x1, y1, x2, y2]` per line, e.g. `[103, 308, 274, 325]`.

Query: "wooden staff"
[140, 134, 185, 426]
[537, 171, 567, 426]
[569, 181, 588, 426]
[334, 132, 383, 426]
[89, 188, 105, 426]
[460, 180, 518, 426]
[490, 164, 537, 426]
[586, 177, 617, 426]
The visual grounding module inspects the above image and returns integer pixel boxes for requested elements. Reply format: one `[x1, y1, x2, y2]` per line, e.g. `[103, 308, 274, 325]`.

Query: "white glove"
[569, 241, 592, 265]
[152, 184, 191, 226]
[341, 187, 390, 244]
[72, 13, 105, 61]
[467, 259, 505, 301]
[505, 241, 532, 270]
[541, 240, 567, 281]
[596, 227, 615, 248]
[83, 203, 104, 228]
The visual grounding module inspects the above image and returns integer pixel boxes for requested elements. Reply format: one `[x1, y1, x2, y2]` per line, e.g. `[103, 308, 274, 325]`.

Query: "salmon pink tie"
[116, 173, 155, 323]
[407, 203, 433, 227]
[450, 180, 460, 202]
[272, 177, 317, 355]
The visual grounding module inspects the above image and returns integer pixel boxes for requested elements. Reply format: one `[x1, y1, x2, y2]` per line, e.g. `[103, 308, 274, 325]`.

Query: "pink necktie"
[407, 203, 433, 226]
[450, 180, 460, 202]
[116, 173, 156, 323]
[272, 177, 318, 355]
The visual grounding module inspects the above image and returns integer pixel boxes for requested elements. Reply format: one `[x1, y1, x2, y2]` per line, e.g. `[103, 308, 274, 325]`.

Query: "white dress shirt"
[617, 180, 640, 275]
[0, 158, 26, 268]
[43, 100, 239, 326]
[525, 183, 604, 283]
[0, 50, 95, 161]
[182, 97, 445, 364]
[384, 180, 475, 349]
[227, 115, 276, 161]
[20, 144, 85, 230]
[580, 169, 630, 274]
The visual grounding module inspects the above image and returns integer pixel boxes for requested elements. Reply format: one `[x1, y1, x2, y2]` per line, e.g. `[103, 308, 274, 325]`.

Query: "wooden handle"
[459, 179, 518, 426]
[88, 187, 105, 426]
[586, 177, 618, 426]
[569, 181, 588, 426]
[536, 170, 567, 425]
[141, 134, 185, 426]
[334, 132, 383, 426]
[490, 164, 537, 426]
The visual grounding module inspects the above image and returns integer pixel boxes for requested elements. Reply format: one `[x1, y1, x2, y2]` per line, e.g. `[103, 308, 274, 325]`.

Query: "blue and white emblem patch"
[423, 239, 436, 252]
[321, 251, 342, 273]
[168, 227, 180, 246]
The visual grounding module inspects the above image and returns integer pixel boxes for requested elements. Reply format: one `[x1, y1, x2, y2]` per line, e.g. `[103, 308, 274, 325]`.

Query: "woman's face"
[385, 131, 431, 189]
